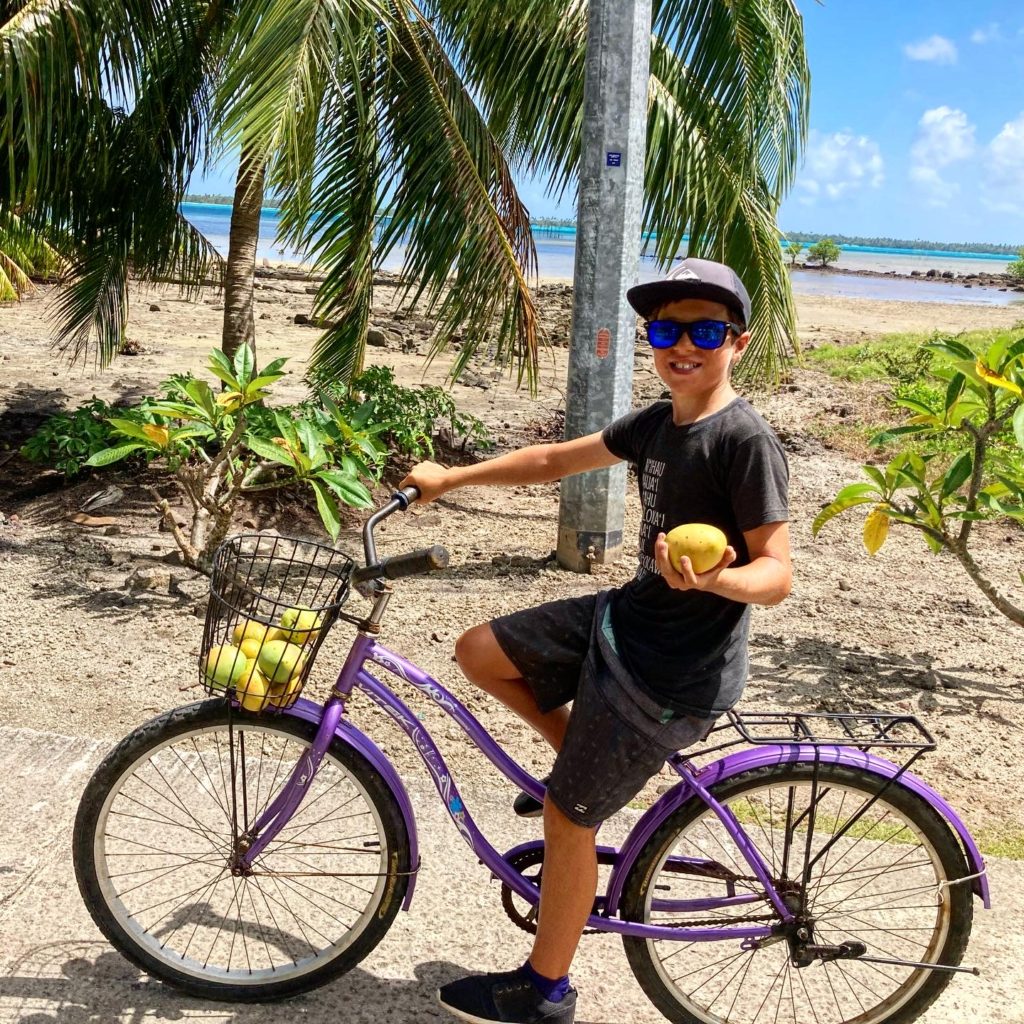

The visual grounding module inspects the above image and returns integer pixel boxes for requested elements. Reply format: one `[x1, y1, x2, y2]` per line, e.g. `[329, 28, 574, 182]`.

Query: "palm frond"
[2, 0, 227, 364]
[430, 0, 810, 383]
[373, 1, 539, 388]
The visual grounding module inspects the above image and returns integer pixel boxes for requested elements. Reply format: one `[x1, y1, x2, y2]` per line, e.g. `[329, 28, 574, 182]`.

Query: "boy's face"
[646, 297, 750, 397]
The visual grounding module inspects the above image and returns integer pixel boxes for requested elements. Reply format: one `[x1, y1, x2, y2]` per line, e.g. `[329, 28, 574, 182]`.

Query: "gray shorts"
[491, 591, 716, 827]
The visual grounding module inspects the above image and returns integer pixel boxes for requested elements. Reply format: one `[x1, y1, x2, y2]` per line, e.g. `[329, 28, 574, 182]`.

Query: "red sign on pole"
[596, 327, 611, 359]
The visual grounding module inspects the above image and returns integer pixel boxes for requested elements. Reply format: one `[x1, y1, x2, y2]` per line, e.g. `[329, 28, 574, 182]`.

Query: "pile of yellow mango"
[204, 607, 323, 711]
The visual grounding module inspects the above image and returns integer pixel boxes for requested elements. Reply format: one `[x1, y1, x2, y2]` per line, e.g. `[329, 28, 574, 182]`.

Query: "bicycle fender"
[283, 698, 420, 910]
[605, 745, 989, 916]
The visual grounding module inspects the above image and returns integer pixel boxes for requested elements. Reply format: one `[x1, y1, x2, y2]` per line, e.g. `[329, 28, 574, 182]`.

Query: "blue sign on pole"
[606, 151, 622, 167]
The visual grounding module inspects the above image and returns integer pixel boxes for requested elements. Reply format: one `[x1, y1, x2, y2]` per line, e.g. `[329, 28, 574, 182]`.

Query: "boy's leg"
[528, 801, 599, 978]
[455, 623, 570, 751]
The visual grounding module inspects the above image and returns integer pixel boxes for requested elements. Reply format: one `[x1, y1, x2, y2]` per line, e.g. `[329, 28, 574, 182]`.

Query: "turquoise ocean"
[181, 202, 1024, 309]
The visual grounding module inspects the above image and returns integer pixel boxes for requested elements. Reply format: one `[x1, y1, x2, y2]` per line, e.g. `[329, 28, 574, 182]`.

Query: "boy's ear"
[730, 328, 752, 366]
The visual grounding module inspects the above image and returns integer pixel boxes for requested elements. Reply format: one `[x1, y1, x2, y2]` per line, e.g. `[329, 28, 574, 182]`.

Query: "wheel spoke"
[80, 710, 407, 992]
[626, 764, 968, 1024]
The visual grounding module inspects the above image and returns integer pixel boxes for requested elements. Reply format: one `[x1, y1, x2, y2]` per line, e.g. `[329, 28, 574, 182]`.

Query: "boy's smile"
[647, 297, 750, 422]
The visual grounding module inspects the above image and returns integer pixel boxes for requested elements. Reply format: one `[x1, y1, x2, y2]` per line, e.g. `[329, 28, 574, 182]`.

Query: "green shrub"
[327, 365, 492, 459]
[813, 332, 1024, 626]
[806, 238, 841, 267]
[20, 398, 159, 477]
[1008, 249, 1024, 281]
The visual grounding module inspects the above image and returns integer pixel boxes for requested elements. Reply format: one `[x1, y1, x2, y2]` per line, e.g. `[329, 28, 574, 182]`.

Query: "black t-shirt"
[601, 397, 789, 716]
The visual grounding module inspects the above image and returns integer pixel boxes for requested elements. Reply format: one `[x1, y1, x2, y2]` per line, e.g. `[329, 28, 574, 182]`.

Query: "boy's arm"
[654, 521, 792, 607]
[400, 431, 622, 503]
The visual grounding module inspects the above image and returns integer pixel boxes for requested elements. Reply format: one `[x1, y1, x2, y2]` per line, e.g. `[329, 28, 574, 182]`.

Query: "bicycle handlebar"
[352, 487, 450, 587]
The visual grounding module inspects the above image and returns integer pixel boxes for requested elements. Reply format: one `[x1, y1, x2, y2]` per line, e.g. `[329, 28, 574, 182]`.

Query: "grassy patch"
[974, 828, 1024, 860]
[806, 325, 1024, 383]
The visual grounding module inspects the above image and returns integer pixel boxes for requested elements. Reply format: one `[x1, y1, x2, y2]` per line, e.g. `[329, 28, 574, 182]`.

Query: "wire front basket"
[200, 534, 354, 713]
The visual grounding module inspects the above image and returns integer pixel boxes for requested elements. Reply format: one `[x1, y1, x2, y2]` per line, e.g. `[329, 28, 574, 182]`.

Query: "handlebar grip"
[352, 545, 449, 586]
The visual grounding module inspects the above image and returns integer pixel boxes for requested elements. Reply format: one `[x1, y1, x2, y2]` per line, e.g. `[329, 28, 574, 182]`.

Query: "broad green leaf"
[233, 344, 254, 387]
[106, 418, 155, 442]
[170, 426, 212, 443]
[862, 465, 887, 490]
[260, 356, 288, 377]
[315, 469, 373, 508]
[870, 423, 936, 446]
[939, 452, 973, 499]
[246, 434, 300, 470]
[181, 377, 212, 412]
[309, 479, 341, 541]
[274, 410, 300, 448]
[85, 443, 147, 467]
[296, 419, 326, 467]
[146, 401, 200, 420]
[986, 336, 1009, 369]
[922, 531, 944, 554]
[975, 359, 1022, 396]
[1014, 405, 1024, 451]
[944, 372, 966, 415]
[999, 336, 1024, 370]
[244, 376, 281, 396]
[811, 482, 880, 536]
[926, 338, 975, 361]
[893, 396, 940, 417]
[862, 506, 889, 556]
[208, 350, 239, 389]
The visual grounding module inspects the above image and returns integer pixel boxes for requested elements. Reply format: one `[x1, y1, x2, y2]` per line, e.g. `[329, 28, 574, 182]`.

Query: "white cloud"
[982, 113, 1024, 214]
[970, 23, 1001, 44]
[903, 35, 958, 64]
[908, 107, 975, 206]
[796, 131, 884, 204]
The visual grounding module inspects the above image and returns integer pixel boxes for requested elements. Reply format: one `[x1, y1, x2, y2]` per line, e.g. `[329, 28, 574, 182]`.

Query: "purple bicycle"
[73, 489, 987, 1023]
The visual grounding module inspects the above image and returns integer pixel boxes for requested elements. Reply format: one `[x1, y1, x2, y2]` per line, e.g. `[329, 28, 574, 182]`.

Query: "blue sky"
[196, 1, 1024, 247]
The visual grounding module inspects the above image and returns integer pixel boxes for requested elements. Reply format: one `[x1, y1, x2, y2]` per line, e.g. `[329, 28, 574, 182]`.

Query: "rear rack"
[724, 710, 936, 751]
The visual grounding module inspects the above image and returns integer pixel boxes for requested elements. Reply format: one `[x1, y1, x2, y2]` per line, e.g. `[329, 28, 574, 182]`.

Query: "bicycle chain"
[499, 848, 780, 935]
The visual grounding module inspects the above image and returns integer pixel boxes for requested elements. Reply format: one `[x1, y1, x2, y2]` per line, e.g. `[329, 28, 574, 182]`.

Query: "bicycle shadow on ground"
[0, 942, 620, 1024]
[745, 632, 1021, 722]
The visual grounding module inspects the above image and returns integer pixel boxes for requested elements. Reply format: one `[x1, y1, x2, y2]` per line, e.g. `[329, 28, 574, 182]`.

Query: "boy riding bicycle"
[402, 258, 792, 1024]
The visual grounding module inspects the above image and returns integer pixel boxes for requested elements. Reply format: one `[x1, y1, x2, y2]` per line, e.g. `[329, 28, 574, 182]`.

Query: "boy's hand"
[399, 461, 452, 504]
[654, 532, 736, 592]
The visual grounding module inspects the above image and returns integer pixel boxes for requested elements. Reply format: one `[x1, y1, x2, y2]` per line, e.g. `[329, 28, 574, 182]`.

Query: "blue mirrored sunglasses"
[645, 319, 742, 350]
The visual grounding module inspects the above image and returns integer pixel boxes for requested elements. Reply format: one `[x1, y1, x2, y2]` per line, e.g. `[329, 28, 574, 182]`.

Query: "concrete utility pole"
[556, 0, 652, 572]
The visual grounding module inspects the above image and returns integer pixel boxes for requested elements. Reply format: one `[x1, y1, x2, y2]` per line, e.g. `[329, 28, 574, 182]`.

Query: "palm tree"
[2, 0, 808, 385]
[429, 0, 810, 381]
[0, 0, 538, 381]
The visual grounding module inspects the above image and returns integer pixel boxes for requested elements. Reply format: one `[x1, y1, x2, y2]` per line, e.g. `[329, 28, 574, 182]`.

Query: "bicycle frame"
[237, 630, 846, 945]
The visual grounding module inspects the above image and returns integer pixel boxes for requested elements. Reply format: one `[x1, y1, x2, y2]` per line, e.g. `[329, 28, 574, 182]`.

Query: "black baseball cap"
[626, 258, 751, 327]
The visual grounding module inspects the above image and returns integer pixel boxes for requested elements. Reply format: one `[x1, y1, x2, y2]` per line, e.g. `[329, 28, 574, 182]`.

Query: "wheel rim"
[640, 776, 954, 1024]
[92, 720, 393, 985]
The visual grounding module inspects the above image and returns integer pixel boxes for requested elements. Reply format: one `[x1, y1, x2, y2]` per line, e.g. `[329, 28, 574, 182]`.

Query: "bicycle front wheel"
[74, 701, 411, 1001]
[621, 762, 973, 1024]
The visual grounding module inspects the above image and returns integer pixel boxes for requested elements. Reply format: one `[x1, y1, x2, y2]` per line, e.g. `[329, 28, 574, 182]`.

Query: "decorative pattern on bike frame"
[359, 680, 474, 848]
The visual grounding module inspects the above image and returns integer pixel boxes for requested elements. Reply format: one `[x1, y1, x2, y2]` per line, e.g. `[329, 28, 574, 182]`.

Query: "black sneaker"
[438, 969, 577, 1024]
[513, 775, 551, 818]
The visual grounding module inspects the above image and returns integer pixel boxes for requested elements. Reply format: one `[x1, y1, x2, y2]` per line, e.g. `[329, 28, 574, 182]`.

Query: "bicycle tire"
[74, 700, 411, 1001]
[621, 762, 973, 1024]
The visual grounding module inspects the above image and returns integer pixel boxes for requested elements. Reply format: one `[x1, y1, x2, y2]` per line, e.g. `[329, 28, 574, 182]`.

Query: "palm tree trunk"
[221, 147, 266, 361]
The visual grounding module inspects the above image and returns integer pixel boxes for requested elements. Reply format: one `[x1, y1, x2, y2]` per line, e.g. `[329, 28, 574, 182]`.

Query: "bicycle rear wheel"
[74, 700, 411, 1001]
[621, 763, 973, 1024]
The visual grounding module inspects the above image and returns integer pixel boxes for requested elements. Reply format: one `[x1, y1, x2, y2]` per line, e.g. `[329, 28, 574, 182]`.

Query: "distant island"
[181, 198, 1020, 255]
[783, 231, 1021, 257]
[184, 193, 234, 205]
